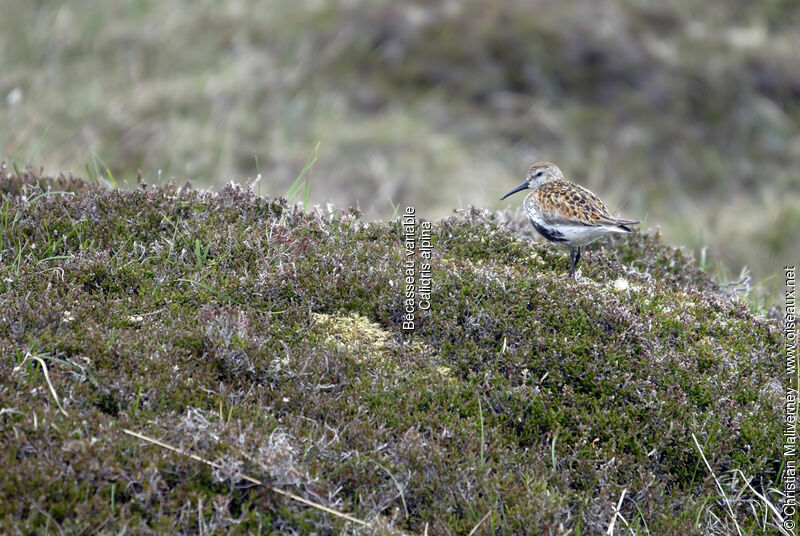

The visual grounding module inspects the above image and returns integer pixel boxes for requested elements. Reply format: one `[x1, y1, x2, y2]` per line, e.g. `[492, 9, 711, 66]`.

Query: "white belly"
[553, 224, 625, 246]
[527, 210, 627, 246]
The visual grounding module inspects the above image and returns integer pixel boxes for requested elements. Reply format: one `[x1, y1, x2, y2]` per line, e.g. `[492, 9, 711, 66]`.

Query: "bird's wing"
[534, 181, 621, 227]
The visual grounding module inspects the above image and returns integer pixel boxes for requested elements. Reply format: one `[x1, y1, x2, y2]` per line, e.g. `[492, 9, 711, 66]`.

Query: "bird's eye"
[536, 171, 544, 177]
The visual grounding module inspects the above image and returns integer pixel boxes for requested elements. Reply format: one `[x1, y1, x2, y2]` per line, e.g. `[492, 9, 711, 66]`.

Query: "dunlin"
[501, 162, 639, 278]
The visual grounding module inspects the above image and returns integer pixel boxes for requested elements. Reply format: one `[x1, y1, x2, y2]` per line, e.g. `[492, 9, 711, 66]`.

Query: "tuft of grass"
[193, 238, 210, 270]
[285, 142, 319, 208]
[85, 149, 115, 188]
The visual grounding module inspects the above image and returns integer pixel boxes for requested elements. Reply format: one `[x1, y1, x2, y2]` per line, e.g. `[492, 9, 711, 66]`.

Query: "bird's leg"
[574, 246, 582, 273]
[566, 244, 577, 279]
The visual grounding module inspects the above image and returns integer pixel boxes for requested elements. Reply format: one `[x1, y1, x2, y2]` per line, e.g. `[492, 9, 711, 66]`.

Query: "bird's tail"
[599, 217, 640, 232]
[615, 218, 640, 232]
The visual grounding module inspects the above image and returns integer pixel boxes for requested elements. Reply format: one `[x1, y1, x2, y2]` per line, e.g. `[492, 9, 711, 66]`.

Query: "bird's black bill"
[500, 181, 529, 200]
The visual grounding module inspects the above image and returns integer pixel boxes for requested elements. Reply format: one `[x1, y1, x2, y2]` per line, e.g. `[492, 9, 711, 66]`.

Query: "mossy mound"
[0, 168, 784, 534]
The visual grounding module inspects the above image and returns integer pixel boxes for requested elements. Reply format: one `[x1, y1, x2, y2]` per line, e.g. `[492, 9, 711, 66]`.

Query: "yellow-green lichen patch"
[311, 311, 392, 361]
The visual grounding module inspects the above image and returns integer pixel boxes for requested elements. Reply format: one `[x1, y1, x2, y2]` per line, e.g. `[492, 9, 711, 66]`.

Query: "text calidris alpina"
[501, 162, 640, 278]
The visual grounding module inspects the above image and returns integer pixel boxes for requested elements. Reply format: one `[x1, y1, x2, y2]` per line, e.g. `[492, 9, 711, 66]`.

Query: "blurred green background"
[2, 0, 799, 300]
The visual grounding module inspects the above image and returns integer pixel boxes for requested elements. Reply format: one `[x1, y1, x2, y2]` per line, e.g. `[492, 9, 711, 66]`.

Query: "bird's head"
[500, 162, 564, 200]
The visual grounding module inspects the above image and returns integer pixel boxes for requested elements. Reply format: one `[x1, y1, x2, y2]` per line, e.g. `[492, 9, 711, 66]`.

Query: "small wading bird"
[501, 162, 640, 278]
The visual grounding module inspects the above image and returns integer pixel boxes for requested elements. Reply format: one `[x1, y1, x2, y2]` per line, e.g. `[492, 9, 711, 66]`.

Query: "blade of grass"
[388, 198, 400, 221]
[89, 149, 114, 188]
[28, 190, 74, 204]
[477, 393, 485, 468]
[26, 123, 52, 165]
[467, 511, 492, 536]
[15, 353, 68, 416]
[285, 142, 319, 204]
